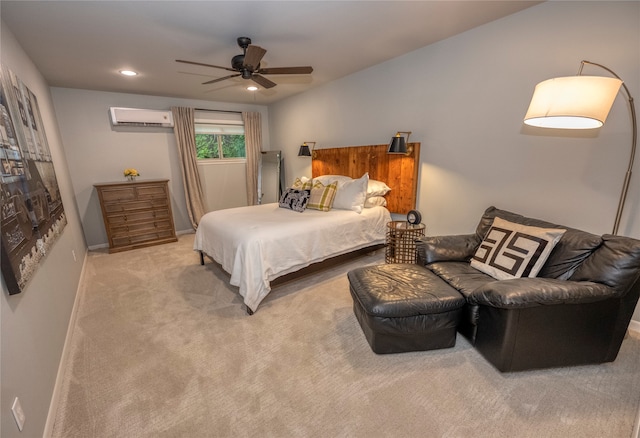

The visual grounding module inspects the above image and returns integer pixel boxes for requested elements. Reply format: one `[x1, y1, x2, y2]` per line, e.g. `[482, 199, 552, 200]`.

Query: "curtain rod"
[194, 108, 243, 114]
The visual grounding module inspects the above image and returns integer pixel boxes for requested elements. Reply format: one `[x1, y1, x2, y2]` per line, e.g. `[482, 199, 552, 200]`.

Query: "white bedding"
[194, 203, 391, 312]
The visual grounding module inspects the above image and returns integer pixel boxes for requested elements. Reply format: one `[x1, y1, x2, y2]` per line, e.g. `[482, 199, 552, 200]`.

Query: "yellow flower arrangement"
[123, 168, 140, 177]
[124, 168, 140, 181]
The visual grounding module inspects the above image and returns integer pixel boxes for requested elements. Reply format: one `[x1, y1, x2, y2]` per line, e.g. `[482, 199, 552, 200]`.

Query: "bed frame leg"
[199, 251, 204, 266]
[246, 306, 254, 316]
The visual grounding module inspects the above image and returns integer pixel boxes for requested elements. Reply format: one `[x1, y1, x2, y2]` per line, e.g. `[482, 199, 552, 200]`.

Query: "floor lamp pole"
[581, 61, 637, 235]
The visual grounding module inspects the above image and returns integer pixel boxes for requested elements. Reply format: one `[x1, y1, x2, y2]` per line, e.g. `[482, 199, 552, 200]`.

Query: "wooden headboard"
[312, 143, 420, 215]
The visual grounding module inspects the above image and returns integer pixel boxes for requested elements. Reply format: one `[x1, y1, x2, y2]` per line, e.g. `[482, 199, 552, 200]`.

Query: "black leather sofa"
[414, 206, 640, 371]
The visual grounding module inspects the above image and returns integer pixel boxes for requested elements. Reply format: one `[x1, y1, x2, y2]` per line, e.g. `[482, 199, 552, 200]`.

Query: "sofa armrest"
[416, 234, 480, 265]
[467, 278, 619, 309]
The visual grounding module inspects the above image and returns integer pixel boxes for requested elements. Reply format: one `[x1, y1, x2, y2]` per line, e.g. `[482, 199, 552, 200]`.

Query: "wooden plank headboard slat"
[311, 143, 420, 215]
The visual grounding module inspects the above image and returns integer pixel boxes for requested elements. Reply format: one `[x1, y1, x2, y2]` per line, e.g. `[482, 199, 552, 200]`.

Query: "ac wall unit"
[109, 107, 174, 127]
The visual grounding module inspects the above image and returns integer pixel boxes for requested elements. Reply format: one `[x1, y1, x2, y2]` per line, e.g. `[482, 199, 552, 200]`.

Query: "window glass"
[195, 123, 245, 160]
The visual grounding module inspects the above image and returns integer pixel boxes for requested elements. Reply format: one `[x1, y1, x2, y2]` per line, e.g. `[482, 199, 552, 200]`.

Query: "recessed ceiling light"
[119, 70, 138, 76]
[247, 85, 258, 91]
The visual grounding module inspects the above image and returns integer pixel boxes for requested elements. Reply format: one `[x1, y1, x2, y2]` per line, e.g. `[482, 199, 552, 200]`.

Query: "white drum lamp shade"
[524, 76, 623, 129]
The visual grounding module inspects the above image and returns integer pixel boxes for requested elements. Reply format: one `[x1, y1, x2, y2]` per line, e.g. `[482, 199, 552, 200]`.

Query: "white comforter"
[194, 203, 391, 312]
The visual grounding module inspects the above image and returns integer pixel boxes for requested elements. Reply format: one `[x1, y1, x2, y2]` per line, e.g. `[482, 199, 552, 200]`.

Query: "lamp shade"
[524, 76, 622, 129]
[298, 143, 312, 156]
[388, 135, 407, 154]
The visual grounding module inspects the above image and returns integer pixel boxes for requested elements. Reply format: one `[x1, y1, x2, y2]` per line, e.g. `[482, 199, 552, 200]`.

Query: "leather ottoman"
[347, 264, 466, 354]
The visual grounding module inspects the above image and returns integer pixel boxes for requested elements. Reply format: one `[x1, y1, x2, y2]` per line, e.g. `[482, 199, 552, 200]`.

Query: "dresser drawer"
[111, 229, 176, 248]
[109, 219, 173, 238]
[103, 198, 168, 214]
[106, 209, 171, 225]
[136, 185, 168, 200]
[100, 187, 136, 203]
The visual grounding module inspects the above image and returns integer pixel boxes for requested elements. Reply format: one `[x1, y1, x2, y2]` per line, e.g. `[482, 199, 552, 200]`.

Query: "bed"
[194, 142, 420, 313]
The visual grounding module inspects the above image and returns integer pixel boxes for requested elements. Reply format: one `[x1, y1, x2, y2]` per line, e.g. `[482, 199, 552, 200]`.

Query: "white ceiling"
[1, 1, 540, 105]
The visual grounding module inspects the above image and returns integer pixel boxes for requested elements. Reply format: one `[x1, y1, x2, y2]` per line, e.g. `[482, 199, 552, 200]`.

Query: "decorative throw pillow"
[291, 177, 313, 191]
[313, 175, 353, 186]
[278, 188, 310, 213]
[307, 181, 338, 211]
[332, 173, 369, 213]
[364, 196, 387, 208]
[470, 217, 566, 280]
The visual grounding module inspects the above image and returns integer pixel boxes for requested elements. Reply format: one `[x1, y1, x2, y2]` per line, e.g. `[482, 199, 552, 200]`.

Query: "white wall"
[50, 88, 269, 247]
[1, 23, 87, 438]
[269, 2, 640, 318]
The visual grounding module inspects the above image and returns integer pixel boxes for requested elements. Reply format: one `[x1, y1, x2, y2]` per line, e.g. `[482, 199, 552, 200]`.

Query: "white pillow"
[364, 196, 387, 208]
[332, 173, 369, 213]
[367, 179, 391, 197]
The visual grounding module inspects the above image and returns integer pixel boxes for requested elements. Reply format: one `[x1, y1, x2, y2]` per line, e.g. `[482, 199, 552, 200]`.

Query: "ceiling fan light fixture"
[119, 70, 138, 76]
[247, 85, 258, 91]
[177, 36, 313, 91]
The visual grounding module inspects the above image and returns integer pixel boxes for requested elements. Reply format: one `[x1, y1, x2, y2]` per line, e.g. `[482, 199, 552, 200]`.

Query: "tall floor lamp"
[524, 60, 637, 235]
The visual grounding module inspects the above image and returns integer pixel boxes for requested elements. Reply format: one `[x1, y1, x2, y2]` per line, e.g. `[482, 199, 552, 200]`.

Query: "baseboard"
[43, 249, 88, 437]
[176, 229, 195, 236]
[629, 319, 640, 335]
[87, 242, 108, 251]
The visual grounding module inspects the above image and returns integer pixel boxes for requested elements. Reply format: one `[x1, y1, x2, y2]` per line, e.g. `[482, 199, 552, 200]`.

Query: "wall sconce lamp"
[388, 131, 413, 155]
[524, 60, 636, 235]
[298, 141, 317, 158]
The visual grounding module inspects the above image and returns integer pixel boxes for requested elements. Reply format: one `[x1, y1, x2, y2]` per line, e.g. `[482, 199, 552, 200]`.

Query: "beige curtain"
[171, 106, 207, 229]
[242, 112, 262, 205]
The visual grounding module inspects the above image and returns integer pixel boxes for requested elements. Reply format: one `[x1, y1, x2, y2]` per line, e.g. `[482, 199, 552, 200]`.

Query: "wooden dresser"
[94, 179, 178, 253]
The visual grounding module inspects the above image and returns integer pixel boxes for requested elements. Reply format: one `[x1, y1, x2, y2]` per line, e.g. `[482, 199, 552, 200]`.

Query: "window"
[194, 111, 245, 160]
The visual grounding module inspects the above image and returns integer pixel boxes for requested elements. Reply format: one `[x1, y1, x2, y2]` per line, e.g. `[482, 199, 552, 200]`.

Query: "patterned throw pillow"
[307, 181, 338, 211]
[278, 188, 310, 213]
[291, 177, 313, 191]
[470, 217, 566, 280]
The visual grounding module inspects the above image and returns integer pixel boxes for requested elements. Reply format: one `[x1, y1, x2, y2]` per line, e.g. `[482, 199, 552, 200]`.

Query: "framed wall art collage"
[0, 64, 67, 295]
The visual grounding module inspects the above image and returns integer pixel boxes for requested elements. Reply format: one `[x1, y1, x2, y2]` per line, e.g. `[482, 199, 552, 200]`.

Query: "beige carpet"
[52, 234, 640, 438]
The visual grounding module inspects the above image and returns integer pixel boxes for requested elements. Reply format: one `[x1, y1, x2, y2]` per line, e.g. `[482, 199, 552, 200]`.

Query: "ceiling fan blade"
[251, 74, 277, 89]
[258, 66, 314, 75]
[202, 74, 241, 85]
[176, 59, 236, 72]
[243, 45, 267, 70]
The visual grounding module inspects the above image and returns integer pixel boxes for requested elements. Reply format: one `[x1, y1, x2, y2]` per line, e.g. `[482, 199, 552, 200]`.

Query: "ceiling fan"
[176, 37, 313, 89]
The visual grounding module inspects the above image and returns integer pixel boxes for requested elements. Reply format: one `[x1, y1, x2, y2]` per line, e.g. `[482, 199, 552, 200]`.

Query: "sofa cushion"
[476, 206, 602, 280]
[426, 261, 495, 298]
[570, 234, 640, 294]
[470, 217, 566, 280]
[538, 228, 603, 280]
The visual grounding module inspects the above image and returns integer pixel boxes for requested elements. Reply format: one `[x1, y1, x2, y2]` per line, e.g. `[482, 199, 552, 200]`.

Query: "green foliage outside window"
[195, 133, 246, 159]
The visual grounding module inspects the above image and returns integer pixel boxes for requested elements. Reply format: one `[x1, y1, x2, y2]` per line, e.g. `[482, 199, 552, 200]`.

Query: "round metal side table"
[385, 221, 426, 264]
